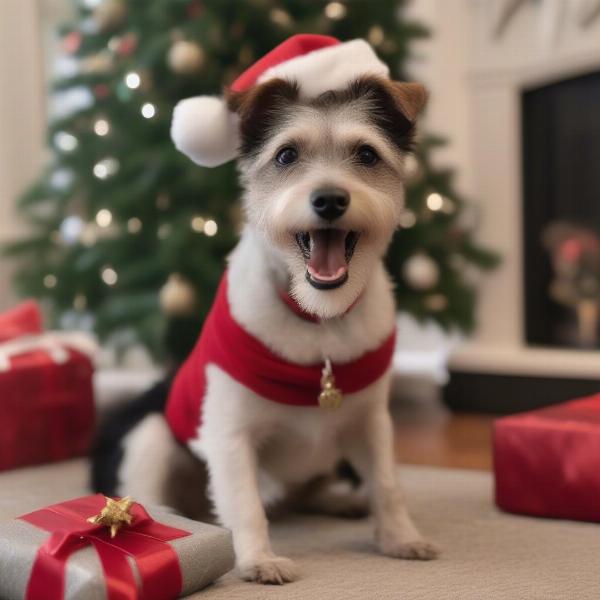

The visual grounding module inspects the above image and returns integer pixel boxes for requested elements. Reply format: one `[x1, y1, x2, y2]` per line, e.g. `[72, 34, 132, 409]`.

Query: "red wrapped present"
[0, 301, 96, 471]
[0, 494, 234, 600]
[493, 393, 600, 522]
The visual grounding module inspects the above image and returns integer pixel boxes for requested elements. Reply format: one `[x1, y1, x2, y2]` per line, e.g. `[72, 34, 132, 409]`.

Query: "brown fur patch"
[226, 78, 300, 157]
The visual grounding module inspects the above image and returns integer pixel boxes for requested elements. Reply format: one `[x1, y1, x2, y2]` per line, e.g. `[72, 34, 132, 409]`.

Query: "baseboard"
[444, 370, 600, 414]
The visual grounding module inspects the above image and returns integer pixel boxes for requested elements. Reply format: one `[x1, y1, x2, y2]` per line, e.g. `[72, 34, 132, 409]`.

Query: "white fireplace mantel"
[445, 0, 600, 380]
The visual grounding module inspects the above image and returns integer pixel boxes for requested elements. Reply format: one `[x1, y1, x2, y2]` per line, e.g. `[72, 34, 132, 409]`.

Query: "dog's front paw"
[239, 555, 299, 585]
[379, 536, 440, 561]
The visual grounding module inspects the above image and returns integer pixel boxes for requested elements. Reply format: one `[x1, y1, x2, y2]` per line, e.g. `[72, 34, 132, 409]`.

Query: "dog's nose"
[310, 188, 350, 221]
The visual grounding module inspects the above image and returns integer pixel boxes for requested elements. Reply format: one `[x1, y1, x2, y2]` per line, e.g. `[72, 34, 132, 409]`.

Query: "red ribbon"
[19, 495, 191, 600]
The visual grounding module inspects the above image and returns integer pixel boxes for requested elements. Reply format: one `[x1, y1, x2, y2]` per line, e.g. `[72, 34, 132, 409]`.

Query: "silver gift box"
[0, 507, 234, 600]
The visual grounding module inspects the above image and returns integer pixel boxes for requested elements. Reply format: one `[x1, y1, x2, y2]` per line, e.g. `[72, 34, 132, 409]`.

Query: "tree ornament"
[113, 32, 138, 56]
[94, 84, 110, 100]
[63, 31, 82, 55]
[159, 274, 197, 316]
[187, 1, 204, 18]
[93, 0, 128, 32]
[82, 52, 113, 74]
[87, 496, 134, 538]
[403, 253, 440, 290]
[167, 40, 205, 74]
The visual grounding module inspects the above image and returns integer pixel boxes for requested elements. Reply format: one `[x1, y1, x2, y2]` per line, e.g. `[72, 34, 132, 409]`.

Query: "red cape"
[165, 275, 396, 443]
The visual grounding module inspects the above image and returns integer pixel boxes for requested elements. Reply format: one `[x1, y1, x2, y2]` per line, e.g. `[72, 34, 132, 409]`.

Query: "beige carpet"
[0, 460, 598, 600]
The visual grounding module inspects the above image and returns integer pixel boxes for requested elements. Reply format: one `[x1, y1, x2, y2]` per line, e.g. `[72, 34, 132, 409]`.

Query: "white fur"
[170, 96, 240, 167]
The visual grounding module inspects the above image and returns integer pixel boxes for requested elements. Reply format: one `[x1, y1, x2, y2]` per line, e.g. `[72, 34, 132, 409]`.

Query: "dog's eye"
[275, 147, 298, 166]
[356, 145, 379, 166]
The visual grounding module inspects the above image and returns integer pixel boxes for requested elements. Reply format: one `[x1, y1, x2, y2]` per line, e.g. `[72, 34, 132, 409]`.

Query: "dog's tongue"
[308, 229, 347, 281]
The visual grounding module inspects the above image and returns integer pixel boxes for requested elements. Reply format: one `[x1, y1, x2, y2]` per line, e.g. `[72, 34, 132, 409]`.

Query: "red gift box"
[493, 393, 600, 522]
[0, 301, 95, 471]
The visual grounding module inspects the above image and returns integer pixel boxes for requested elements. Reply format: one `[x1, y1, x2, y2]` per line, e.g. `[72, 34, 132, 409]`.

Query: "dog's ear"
[225, 78, 299, 155]
[226, 78, 299, 119]
[384, 81, 428, 123]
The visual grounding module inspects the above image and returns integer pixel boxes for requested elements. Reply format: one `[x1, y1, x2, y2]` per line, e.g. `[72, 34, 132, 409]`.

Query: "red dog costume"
[165, 275, 396, 444]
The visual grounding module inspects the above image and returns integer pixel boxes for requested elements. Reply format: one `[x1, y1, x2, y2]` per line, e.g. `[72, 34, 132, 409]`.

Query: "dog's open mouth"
[295, 229, 360, 290]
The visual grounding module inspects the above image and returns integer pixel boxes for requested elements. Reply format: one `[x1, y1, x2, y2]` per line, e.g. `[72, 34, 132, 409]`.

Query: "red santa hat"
[171, 34, 389, 168]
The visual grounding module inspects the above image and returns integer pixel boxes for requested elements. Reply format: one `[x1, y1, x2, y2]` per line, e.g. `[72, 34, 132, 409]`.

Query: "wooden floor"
[394, 413, 495, 471]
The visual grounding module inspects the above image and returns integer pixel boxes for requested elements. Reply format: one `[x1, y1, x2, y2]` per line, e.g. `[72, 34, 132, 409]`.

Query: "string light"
[204, 220, 218, 236]
[426, 192, 444, 212]
[124, 71, 141, 89]
[60, 215, 84, 244]
[325, 2, 347, 19]
[399, 209, 417, 228]
[81, 224, 97, 247]
[93, 157, 119, 179]
[95, 208, 112, 227]
[141, 102, 156, 119]
[43, 274, 57, 289]
[94, 118, 110, 136]
[368, 26, 385, 46]
[50, 168, 74, 190]
[191, 216, 205, 232]
[101, 266, 118, 286]
[127, 217, 142, 233]
[54, 131, 78, 152]
[158, 224, 171, 239]
[270, 8, 292, 27]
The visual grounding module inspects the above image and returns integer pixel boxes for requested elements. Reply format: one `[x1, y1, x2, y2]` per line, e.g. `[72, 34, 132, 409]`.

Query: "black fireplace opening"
[522, 70, 600, 350]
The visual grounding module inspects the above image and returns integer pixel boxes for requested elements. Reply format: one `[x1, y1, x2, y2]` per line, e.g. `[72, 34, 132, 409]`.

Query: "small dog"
[95, 35, 438, 584]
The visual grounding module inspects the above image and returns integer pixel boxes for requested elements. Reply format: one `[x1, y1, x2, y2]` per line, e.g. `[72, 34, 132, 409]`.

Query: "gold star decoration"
[87, 496, 134, 538]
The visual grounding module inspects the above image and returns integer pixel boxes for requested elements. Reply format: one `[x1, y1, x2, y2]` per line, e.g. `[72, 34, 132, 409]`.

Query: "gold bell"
[318, 358, 343, 409]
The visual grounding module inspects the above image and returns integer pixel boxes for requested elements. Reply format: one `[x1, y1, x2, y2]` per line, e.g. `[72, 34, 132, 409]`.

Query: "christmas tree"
[5, 0, 498, 362]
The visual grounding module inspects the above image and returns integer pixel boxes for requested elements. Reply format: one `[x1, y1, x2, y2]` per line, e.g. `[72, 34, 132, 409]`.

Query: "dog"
[92, 35, 439, 585]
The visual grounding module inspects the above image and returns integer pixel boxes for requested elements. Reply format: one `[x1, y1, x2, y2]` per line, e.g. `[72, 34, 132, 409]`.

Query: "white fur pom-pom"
[170, 96, 239, 168]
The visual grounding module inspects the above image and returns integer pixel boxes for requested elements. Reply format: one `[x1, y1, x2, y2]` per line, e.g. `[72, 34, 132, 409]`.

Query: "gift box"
[0, 494, 235, 600]
[0, 301, 97, 471]
[493, 393, 600, 522]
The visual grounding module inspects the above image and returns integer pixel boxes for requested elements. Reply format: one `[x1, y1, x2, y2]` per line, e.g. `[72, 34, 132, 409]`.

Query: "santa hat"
[171, 34, 389, 168]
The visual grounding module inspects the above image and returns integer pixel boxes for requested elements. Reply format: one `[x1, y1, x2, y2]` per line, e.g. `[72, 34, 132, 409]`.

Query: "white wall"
[0, 2, 46, 310]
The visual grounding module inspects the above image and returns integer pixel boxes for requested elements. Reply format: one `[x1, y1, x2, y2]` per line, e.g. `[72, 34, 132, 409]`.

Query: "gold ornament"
[159, 273, 197, 316]
[319, 358, 343, 409]
[93, 0, 128, 32]
[168, 40, 205, 74]
[87, 496, 134, 538]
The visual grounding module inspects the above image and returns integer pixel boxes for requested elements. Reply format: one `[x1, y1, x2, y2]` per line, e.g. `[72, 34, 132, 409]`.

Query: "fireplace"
[522, 71, 600, 350]
[439, 0, 600, 414]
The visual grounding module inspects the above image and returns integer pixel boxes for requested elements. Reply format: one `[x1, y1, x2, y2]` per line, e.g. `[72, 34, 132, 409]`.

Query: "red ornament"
[94, 83, 110, 99]
[63, 31, 82, 55]
[116, 32, 138, 56]
[560, 238, 583, 263]
[187, 1, 203, 18]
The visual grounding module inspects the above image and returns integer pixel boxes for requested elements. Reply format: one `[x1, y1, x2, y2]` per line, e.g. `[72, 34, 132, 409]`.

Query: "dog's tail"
[90, 379, 171, 496]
